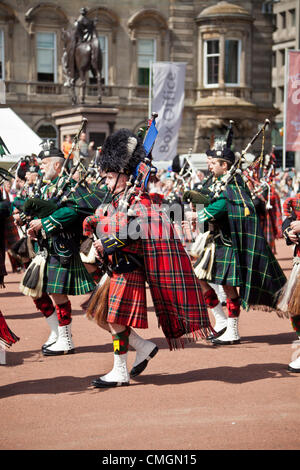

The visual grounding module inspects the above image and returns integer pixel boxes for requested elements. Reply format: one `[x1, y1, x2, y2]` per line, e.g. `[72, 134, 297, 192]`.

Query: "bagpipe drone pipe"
[19, 121, 109, 298]
[19, 173, 108, 298]
[186, 119, 271, 280]
[209, 119, 271, 208]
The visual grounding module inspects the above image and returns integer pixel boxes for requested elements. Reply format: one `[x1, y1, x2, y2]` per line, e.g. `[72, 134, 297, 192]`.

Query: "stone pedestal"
[52, 105, 119, 150]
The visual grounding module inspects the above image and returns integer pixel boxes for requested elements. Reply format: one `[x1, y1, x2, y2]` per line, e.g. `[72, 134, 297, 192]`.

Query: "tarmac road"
[0, 238, 299, 451]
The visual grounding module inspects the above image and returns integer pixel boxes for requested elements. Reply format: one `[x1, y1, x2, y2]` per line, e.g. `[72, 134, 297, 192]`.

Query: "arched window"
[25, 4, 68, 85]
[87, 7, 119, 87]
[36, 123, 58, 147]
[128, 9, 169, 89]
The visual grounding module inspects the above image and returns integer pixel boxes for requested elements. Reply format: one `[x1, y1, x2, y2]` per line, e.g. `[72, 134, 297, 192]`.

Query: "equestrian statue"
[62, 7, 103, 105]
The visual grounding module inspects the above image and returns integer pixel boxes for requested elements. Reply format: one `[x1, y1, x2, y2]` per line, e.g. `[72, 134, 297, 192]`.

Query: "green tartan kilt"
[209, 239, 241, 286]
[44, 253, 95, 295]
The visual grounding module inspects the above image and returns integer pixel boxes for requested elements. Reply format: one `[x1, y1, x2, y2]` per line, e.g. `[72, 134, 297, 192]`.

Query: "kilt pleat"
[210, 241, 240, 286]
[45, 253, 95, 295]
[226, 178, 286, 310]
[107, 269, 147, 328]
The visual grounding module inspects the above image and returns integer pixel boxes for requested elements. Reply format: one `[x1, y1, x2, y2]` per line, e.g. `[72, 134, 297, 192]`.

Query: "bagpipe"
[166, 148, 199, 205]
[0, 155, 26, 186]
[208, 119, 271, 211]
[51, 118, 88, 197]
[80, 113, 159, 325]
[242, 145, 277, 213]
[118, 112, 159, 215]
[19, 119, 105, 222]
[0, 167, 14, 185]
[19, 119, 108, 298]
[188, 119, 271, 280]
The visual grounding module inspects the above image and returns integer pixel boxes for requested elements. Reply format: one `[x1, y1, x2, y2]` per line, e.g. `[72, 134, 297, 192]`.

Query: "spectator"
[62, 135, 74, 170]
[279, 170, 297, 198]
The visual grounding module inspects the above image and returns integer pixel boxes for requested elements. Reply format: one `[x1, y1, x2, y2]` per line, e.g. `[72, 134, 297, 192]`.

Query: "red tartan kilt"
[107, 269, 148, 328]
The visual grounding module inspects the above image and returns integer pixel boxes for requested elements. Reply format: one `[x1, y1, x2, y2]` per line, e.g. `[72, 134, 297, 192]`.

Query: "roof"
[0, 107, 42, 160]
[198, 1, 252, 20]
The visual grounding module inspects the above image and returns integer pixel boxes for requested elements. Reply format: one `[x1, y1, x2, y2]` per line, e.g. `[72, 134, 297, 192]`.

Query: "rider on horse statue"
[75, 7, 96, 44]
[62, 7, 102, 104]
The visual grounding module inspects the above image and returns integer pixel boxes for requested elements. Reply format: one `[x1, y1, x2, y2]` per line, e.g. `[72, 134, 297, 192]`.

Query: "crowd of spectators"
[148, 161, 300, 209]
[62, 132, 96, 169]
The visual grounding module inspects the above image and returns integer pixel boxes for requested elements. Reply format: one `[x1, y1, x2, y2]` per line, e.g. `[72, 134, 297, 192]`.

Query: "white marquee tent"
[0, 108, 42, 162]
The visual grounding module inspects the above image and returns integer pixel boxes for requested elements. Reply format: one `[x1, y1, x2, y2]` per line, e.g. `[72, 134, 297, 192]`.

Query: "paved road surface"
[1, 239, 299, 450]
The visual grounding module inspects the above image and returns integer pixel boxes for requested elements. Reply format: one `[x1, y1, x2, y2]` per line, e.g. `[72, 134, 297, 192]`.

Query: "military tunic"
[197, 193, 240, 286]
[39, 177, 95, 295]
[196, 176, 286, 310]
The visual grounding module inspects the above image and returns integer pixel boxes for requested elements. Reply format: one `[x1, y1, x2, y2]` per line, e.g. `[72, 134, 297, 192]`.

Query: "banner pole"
[148, 61, 153, 120]
[283, 48, 288, 171]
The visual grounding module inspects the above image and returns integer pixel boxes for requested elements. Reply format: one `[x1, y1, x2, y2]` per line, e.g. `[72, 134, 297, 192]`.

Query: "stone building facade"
[0, 0, 276, 157]
[272, 0, 300, 168]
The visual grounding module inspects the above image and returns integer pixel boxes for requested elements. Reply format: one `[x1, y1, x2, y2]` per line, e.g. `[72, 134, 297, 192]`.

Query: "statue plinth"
[52, 105, 119, 149]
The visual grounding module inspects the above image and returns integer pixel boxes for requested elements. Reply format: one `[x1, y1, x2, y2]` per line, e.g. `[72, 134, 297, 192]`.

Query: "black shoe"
[206, 327, 227, 341]
[42, 348, 75, 356]
[92, 378, 130, 388]
[211, 338, 240, 346]
[130, 346, 159, 377]
[41, 342, 56, 353]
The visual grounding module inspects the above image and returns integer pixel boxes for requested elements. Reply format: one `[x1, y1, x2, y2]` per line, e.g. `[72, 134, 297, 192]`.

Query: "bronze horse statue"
[62, 26, 103, 105]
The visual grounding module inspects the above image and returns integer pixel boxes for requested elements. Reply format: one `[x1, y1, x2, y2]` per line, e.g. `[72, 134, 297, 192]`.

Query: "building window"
[279, 11, 286, 29]
[89, 35, 108, 86]
[204, 40, 219, 86]
[137, 39, 156, 86]
[272, 51, 276, 68]
[279, 49, 285, 67]
[99, 35, 108, 85]
[225, 39, 240, 85]
[36, 32, 56, 82]
[289, 9, 296, 27]
[0, 30, 4, 80]
[279, 86, 284, 103]
[37, 124, 58, 146]
[204, 38, 240, 87]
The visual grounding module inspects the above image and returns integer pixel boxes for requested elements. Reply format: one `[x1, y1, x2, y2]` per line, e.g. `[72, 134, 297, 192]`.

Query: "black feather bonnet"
[99, 128, 146, 175]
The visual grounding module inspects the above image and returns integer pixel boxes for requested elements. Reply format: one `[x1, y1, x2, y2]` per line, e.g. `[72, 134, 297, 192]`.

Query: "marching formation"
[1, 115, 300, 385]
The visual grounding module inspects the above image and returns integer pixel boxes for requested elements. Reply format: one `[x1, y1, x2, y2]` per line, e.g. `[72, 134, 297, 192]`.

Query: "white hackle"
[127, 136, 137, 156]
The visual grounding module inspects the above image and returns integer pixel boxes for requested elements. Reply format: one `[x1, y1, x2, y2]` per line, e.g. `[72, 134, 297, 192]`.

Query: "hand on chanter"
[290, 220, 300, 233]
[93, 239, 104, 258]
[27, 219, 42, 239]
[185, 211, 198, 222]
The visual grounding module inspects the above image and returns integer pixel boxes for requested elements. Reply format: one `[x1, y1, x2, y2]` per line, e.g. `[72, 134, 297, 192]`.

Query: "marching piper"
[21, 142, 98, 356]
[183, 147, 227, 338]
[0, 193, 20, 364]
[278, 193, 300, 372]
[82, 128, 214, 388]
[185, 123, 287, 345]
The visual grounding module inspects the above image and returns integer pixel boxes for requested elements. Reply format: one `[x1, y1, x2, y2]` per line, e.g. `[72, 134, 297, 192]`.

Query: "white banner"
[151, 62, 186, 161]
